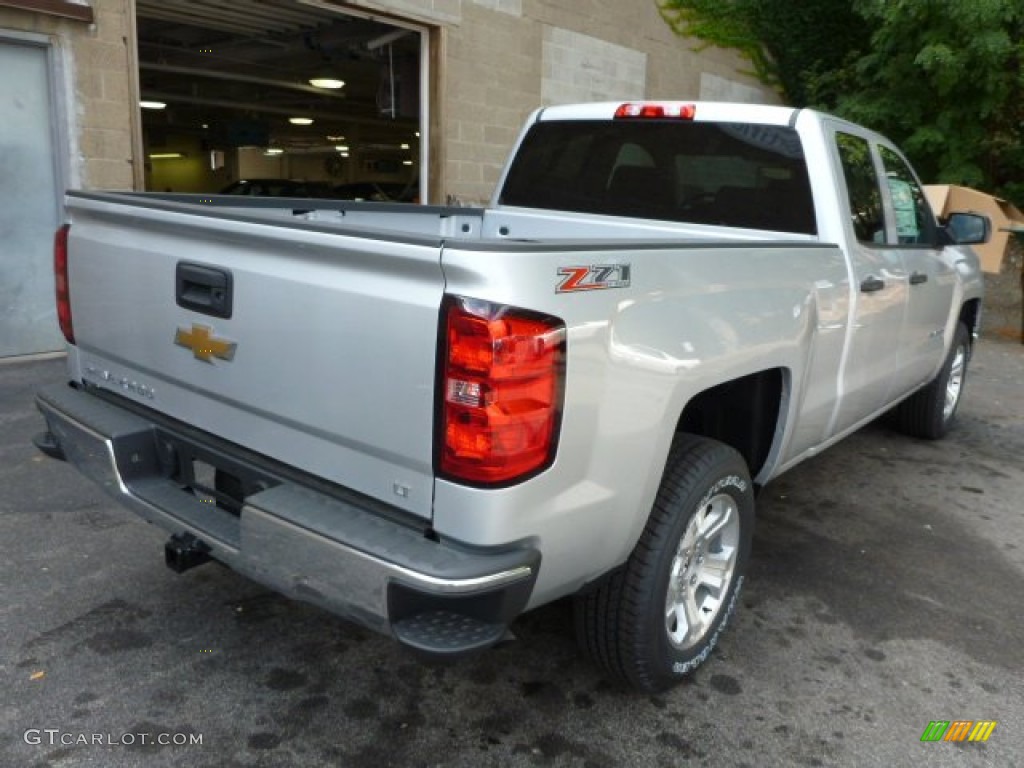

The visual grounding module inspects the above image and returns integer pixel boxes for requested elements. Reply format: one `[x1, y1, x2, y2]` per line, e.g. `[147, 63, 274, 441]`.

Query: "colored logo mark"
[920, 720, 997, 743]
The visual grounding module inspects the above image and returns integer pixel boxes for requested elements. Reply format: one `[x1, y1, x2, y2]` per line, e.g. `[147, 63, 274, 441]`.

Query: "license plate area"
[185, 458, 219, 508]
[155, 430, 279, 516]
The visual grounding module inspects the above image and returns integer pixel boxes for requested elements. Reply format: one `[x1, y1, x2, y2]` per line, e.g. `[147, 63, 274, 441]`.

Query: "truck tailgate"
[64, 193, 444, 519]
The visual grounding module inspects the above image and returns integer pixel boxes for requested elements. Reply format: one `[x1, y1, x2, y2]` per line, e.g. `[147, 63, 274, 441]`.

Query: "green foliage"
[660, 0, 869, 105]
[660, 0, 1024, 204]
[660, 1, 776, 86]
[839, 0, 1023, 196]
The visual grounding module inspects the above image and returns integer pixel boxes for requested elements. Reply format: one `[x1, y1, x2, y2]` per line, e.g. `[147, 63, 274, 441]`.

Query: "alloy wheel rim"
[943, 344, 966, 421]
[665, 492, 740, 651]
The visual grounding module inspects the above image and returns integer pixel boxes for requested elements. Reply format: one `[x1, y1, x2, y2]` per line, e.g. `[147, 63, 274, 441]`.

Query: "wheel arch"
[673, 367, 786, 484]
[959, 299, 982, 347]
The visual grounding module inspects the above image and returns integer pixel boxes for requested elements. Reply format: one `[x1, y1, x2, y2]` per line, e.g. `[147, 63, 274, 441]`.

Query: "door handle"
[859, 276, 885, 293]
[176, 262, 233, 319]
[909, 271, 928, 285]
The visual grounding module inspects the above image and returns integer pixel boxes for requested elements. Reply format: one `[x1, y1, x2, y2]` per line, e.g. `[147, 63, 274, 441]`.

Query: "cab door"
[827, 129, 910, 436]
[876, 144, 957, 395]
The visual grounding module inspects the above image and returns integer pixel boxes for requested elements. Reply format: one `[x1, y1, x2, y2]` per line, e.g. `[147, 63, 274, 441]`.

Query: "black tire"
[893, 322, 970, 440]
[574, 434, 754, 692]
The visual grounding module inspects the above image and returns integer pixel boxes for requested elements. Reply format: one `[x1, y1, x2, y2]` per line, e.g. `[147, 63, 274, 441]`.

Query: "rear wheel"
[893, 322, 970, 439]
[574, 434, 754, 692]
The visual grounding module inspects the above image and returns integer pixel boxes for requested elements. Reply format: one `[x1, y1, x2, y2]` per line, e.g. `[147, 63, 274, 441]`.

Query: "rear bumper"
[35, 382, 539, 657]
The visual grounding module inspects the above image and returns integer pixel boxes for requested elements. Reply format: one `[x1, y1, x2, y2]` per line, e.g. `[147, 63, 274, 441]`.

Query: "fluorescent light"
[140, 100, 166, 110]
[265, 148, 284, 155]
[149, 152, 183, 159]
[334, 145, 349, 152]
[309, 77, 345, 89]
[400, 143, 410, 150]
[403, 160, 414, 166]
[326, 135, 346, 141]
[289, 117, 314, 125]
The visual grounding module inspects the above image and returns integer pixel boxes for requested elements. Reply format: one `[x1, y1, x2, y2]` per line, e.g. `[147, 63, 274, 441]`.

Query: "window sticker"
[887, 176, 919, 239]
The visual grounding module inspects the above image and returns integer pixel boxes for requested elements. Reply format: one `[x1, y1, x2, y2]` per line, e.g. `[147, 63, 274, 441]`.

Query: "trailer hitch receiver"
[165, 532, 211, 573]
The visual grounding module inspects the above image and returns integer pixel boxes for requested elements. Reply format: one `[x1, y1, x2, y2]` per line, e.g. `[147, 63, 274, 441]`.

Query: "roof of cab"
[534, 101, 799, 126]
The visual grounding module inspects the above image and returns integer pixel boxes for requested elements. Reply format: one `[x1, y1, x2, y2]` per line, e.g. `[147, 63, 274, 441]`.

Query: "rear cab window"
[499, 120, 817, 235]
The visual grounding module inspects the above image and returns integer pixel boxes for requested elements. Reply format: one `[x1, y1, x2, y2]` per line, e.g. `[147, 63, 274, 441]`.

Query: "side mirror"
[945, 212, 991, 245]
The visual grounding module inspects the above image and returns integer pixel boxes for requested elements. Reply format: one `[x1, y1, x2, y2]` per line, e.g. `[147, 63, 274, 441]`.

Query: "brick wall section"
[541, 26, 647, 105]
[347, 0, 773, 203]
[0, 0, 135, 190]
[443, 2, 541, 203]
[4, 0, 774, 201]
[78, 0, 135, 189]
[345, 0, 463, 25]
[440, 0, 775, 204]
[471, 0, 522, 14]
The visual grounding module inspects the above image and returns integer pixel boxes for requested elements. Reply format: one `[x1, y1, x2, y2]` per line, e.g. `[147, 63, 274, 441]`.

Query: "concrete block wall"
[75, 0, 136, 190]
[540, 26, 647, 106]
[3, 0, 774, 202]
[348, 0, 770, 204]
[442, 2, 542, 203]
[0, 0, 135, 191]
[347, 0, 778, 204]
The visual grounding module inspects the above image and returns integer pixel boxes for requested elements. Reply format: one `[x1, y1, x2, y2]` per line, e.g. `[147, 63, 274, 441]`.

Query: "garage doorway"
[135, 0, 428, 202]
[0, 34, 65, 358]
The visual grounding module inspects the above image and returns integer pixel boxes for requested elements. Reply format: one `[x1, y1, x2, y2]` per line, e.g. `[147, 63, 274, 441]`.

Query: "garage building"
[0, 0, 775, 358]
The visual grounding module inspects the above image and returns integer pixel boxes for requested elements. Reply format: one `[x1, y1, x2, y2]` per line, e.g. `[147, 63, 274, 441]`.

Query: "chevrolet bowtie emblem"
[174, 324, 237, 363]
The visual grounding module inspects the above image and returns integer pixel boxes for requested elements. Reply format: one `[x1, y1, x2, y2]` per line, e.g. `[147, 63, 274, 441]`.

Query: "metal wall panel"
[0, 37, 62, 357]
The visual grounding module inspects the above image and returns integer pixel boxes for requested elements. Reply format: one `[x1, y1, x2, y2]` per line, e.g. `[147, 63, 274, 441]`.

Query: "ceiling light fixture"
[149, 152, 183, 159]
[289, 117, 314, 125]
[309, 77, 345, 89]
[265, 148, 284, 155]
[140, 100, 166, 110]
[334, 145, 349, 152]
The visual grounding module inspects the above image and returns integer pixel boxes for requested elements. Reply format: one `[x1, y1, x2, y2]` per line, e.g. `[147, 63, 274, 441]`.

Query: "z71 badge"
[556, 264, 631, 293]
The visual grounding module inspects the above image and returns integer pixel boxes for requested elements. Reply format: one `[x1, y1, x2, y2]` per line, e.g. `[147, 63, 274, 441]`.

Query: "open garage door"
[136, 0, 426, 202]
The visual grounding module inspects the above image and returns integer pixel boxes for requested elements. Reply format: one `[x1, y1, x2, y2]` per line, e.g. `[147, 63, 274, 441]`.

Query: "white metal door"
[0, 39, 62, 357]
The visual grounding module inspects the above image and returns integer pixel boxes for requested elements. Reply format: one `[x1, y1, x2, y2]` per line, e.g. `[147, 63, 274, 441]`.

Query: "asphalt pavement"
[2, 339, 1022, 768]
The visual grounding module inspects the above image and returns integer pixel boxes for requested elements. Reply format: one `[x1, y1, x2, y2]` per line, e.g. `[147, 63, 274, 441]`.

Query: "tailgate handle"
[176, 262, 233, 319]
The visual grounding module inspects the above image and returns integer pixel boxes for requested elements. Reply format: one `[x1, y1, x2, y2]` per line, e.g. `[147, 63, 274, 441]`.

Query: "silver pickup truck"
[35, 102, 988, 692]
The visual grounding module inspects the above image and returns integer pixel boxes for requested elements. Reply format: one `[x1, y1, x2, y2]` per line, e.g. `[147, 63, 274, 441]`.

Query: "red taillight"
[54, 223, 74, 344]
[439, 296, 565, 486]
[614, 102, 696, 120]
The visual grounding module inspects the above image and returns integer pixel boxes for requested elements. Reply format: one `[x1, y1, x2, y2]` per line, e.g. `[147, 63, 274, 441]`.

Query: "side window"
[878, 146, 937, 245]
[835, 132, 884, 243]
